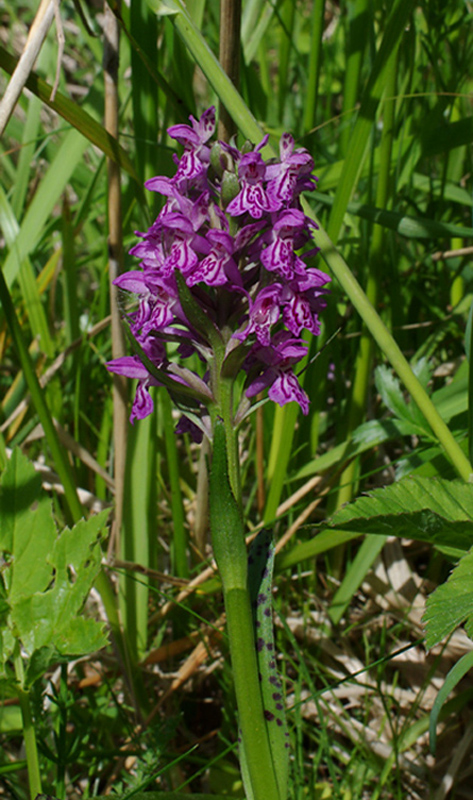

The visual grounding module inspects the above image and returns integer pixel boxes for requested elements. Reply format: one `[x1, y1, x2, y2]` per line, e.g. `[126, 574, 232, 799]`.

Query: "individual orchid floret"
[106, 336, 165, 423]
[245, 333, 310, 415]
[226, 151, 279, 219]
[234, 285, 283, 346]
[266, 132, 317, 208]
[281, 273, 330, 338]
[186, 229, 241, 287]
[166, 106, 216, 184]
[114, 270, 179, 336]
[260, 209, 312, 279]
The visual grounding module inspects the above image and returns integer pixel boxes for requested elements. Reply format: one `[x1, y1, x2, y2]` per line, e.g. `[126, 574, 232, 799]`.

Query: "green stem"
[303, 0, 326, 134]
[339, 0, 370, 156]
[209, 419, 280, 800]
[14, 647, 42, 800]
[225, 587, 281, 800]
[219, 376, 241, 501]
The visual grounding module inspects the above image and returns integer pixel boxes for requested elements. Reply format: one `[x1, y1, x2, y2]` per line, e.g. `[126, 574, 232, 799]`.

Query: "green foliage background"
[2, 0, 473, 798]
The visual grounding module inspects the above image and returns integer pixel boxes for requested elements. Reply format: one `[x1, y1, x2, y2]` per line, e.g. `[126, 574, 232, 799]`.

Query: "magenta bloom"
[107, 107, 330, 427]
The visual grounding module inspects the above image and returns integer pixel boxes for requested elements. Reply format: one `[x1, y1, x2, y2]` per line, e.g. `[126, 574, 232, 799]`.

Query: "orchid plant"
[107, 107, 330, 800]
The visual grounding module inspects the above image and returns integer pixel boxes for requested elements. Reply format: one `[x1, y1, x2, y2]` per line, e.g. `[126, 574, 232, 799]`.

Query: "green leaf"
[375, 361, 433, 437]
[428, 650, 473, 755]
[243, 530, 288, 800]
[0, 44, 139, 186]
[0, 449, 56, 598]
[0, 450, 109, 683]
[12, 513, 109, 661]
[423, 547, 473, 648]
[324, 476, 473, 552]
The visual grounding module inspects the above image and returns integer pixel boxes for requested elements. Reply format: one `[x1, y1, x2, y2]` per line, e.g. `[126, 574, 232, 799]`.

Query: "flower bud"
[221, 170, 241, 208]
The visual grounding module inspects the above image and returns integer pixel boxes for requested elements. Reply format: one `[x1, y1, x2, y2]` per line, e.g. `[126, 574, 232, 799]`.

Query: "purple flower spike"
[109, 107, 329, 425]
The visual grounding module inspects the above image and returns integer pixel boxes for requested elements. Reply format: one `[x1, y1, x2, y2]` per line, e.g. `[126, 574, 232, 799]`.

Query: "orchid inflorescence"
[107, 107, 330, 438]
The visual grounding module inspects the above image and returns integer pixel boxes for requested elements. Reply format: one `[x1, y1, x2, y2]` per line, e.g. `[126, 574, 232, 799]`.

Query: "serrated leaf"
[326, 476, 473, 552]
[12, 512, 109, 660]
[0, 452, 109, 682]
[0, 450, 56, 598]
[423, 547, 473, 648]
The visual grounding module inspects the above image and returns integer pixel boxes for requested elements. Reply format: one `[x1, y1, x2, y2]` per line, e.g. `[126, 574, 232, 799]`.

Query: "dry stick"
[218, 0, 242, 142]
[103, 2, 128, 550]
[0, 0, 55, 135]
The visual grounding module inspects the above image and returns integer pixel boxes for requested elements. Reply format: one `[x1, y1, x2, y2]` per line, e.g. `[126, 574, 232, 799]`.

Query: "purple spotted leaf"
[240, 529, 289, 800]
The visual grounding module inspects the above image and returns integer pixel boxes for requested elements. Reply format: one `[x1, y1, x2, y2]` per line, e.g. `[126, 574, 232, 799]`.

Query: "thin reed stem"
[218, 0, 242, 142]
[336, 49, 398, 508]
[103, 0, 128, 548]
[14, 645, 42, 800]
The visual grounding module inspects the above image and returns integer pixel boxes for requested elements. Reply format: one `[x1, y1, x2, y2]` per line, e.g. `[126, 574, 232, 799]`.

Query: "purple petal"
[282, 292, 321, 337]
[130, 382, 154, 423]
[106, 356, 149, 380]
[237, 285, 283, 345]
[279, 132, 294, 161]
[246, 368, 276, 398]
[167, 123, 201, 148]
[144, 176, 176, 195]
[268, 369, 309, 414]
[113, 271, 148, 294]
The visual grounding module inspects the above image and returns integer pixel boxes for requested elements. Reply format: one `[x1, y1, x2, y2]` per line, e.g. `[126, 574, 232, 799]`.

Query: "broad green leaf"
[0, 449, 56, 597]
[320, 476, 473, 552]
[424, 548, 473, 648]
[0, 450, 109, 684]
[12, 513, 109, 659]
